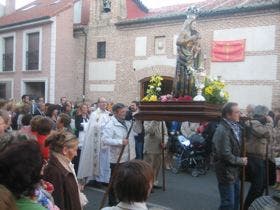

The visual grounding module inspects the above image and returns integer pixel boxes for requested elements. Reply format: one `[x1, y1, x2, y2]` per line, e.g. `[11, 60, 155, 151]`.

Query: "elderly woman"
[0, 141, 46, 210]
[244, 105, 274, 209]
[43, 131, 87, 210]
[102, 160, 154, 210]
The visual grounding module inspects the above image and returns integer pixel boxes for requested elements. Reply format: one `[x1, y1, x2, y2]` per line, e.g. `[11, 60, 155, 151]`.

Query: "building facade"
[0, 0, 279, 109]
[0, 0, 89, 103]
[85, 0, 280, 109]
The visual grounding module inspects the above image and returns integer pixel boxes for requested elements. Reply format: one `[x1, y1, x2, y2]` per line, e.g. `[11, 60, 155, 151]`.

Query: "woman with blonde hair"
[43, 131, 87, 210]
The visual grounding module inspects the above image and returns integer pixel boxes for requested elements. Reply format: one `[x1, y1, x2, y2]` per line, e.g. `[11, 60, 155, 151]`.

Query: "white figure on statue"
[77, 97, 111, 183]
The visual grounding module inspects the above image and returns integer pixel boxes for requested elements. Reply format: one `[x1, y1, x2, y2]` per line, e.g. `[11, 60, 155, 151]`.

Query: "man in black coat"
[213, 102, 248, 210]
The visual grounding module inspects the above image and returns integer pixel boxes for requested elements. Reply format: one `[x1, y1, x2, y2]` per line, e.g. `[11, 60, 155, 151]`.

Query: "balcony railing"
[26, 50, 39, 70]
[2, 53, 13, 72]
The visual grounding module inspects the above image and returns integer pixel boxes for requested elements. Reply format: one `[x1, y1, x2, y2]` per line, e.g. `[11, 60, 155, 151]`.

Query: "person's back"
[244, 105, 274, 209]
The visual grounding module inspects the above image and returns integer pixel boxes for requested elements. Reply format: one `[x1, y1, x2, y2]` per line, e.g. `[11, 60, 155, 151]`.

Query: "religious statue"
[173, 6, 203, 97]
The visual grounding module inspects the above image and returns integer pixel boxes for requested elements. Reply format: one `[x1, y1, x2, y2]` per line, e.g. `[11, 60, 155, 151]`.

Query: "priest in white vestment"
[77, 97, 111, 183]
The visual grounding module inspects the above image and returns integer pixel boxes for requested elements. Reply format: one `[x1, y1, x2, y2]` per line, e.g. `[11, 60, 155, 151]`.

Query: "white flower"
[188, 67, 195, 73]
[150, 86, 154, 89]
[156, 87, 161, 91]
[220, 91, 225, 98]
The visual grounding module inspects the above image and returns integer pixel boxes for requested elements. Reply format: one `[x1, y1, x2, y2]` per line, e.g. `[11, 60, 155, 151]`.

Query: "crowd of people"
[213, 103, 280, 210]
[0, 95, 280, 210]
[0, 95, 163, 210]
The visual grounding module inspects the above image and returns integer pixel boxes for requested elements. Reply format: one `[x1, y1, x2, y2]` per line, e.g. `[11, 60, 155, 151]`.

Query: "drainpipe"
[81, 28, 88, 103]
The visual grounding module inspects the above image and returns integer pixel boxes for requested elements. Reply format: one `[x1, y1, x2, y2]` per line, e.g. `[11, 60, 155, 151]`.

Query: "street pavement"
[84, 169, 222, 210]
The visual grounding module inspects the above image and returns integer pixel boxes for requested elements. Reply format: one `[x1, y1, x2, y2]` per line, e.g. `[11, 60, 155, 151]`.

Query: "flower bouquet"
[202, 77, 229, 104]
[142, 74, 163, 102]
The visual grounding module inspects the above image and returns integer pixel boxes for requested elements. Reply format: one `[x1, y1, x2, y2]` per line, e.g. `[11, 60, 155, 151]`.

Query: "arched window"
[140, 76, 173, 99]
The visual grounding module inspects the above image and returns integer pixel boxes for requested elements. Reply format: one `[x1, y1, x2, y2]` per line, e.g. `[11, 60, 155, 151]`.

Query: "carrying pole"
[162, 121, 166, 191]
[265, 142, 269, 195]
[99, 120, 134, 209]
[240, 125, 246, 210]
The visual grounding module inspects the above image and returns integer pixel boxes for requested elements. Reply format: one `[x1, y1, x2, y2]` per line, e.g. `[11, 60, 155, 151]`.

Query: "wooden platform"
[134, 101, 222, 122]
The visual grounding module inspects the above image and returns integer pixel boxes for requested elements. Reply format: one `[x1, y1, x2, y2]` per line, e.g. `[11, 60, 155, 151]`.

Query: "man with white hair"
[78, 97, 111, 184]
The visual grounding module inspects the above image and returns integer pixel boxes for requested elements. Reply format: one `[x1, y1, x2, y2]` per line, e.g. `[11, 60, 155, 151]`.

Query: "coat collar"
[117, 202, 148, 210]
[112, 116, 129, 129]
[220, 119, 241, 144]
[48, 153, 72, 177]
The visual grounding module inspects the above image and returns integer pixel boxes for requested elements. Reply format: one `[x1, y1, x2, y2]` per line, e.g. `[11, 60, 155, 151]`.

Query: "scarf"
[224, 118, 241, 142]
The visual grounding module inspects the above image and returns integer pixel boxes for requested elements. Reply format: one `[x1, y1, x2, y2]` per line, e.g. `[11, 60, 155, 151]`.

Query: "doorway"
[140, 76, 173, 99]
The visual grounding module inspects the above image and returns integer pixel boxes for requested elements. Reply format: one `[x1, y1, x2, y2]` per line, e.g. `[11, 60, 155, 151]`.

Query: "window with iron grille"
[0, 81, 12, 100]
[2, 36, 14, 72]
[26, 32, 39, 70]
[97, 41, 106, 59]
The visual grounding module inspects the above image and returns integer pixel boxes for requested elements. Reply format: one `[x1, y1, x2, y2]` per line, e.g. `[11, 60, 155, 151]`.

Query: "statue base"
[134, 101, 222, 122]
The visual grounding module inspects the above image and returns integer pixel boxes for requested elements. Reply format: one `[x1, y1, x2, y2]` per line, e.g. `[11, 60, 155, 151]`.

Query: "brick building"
[0, 0, 279, 109]
[86, 0, 280, 109]
[0, 0, 89, 103]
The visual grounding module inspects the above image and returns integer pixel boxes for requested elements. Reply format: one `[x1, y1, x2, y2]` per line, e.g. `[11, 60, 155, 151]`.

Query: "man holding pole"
[213, 102, 248, 210]
[102, 103, 136, 206]
[143, 121, 168, 189]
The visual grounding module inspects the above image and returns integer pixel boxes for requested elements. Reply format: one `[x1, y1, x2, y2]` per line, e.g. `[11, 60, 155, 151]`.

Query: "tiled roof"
[126, 0, 280, 20]
[0, 0, 72, 27]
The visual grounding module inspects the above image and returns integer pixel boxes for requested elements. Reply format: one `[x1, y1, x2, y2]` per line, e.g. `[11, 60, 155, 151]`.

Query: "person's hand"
[266, 116, 273, 123]
[240, 112, 247, 118]
[241, 157, 248, 166]
[122, 139, 129, 146]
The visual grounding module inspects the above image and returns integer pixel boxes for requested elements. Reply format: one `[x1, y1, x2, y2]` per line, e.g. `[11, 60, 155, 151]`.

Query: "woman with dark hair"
[43, 131, 87, 210]
[36, 117, 53, 160]
[74, 103, 89, 173]
[46, 104, 59, 130]
[0, 141, 46, 210]
[102, 160, 154, 210]
[75, 103, 89, 138]
[19, 114, 33, 136]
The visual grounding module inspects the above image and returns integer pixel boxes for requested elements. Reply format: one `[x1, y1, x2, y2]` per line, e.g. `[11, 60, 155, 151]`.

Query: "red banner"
[211, 39, 246, 62]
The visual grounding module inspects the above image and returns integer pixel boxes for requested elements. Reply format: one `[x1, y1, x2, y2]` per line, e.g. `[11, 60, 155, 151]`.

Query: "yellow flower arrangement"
[142, 74, 163, 102]
[202, 77, 229, 104]
[205, 86, 213, 95]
